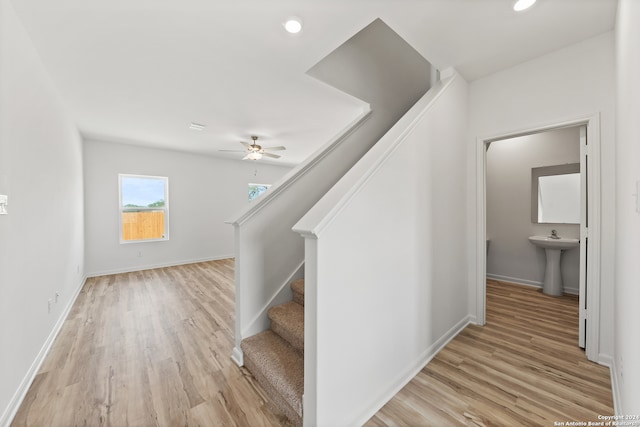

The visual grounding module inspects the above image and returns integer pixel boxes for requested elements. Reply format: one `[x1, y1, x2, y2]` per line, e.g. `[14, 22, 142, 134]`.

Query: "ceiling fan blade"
[218, 149, 246, 152]
[262, 152, 281, 159]
[263, 146, 286, 151]
[239, 141, 252, 148]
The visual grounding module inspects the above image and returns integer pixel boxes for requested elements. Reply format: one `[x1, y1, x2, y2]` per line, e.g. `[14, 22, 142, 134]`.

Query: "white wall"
[468, 32, 615, 361]
[83, 139, 291, 276]
[615, 0, 640, 415]
[228, 18, 435, 367]
[0, 0, 85, 424]
[486, 127, 580, 293]
[296, 73, 469, 426]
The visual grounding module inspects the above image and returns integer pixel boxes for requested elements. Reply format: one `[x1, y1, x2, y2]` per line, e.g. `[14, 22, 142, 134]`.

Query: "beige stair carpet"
[240, 279, 305, 426]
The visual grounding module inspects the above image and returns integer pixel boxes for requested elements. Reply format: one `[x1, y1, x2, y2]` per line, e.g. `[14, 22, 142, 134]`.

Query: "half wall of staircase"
[293, 70, 471, 426]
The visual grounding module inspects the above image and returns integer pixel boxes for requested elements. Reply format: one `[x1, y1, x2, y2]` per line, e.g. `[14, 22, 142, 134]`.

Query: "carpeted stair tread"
[241, 330, 304, 421]
[291, 279, 305, 306]
[269, 301, 304, 354]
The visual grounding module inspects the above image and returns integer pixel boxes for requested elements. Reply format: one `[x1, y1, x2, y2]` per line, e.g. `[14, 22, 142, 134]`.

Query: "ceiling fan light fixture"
[284, 16, 303, 34]
[221, 135, 285, 161]
[513, 0, 536, 12]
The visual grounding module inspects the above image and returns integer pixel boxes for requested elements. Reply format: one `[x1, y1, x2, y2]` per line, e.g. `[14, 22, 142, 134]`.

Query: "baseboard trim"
[231, 347, 244, 367]
[486, 273, 543, 288]
[354, 314, 473, 426]
[599, 354, 620, 415]
[486, 274, 579, 295]
[598, 353, 613, 367]
[563, 286, 579, 296]
[0, 275, 86, 427]
[86, 255, 234, 277]
[611, 360, 621, 416]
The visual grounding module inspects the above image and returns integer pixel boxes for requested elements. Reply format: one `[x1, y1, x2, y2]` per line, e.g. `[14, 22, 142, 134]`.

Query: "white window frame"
[118, 174, 169, 244]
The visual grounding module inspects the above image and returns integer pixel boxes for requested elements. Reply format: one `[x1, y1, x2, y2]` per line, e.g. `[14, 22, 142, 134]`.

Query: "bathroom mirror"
[531, 163, 580, 224]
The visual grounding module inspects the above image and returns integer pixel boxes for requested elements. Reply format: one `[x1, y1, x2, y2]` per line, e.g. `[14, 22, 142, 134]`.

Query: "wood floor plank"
[12, 265, 613, 426]
[11, 259, 287, 427]
[366, 280, 614, 426]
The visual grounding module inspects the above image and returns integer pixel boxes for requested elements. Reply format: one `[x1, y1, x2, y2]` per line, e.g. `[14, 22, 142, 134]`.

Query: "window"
[248, 183, 271, 202]
[119, 174, 169, 243]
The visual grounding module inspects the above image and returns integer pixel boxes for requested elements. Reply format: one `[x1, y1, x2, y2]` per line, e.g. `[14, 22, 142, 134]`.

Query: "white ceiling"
[11, 0, 617, 165]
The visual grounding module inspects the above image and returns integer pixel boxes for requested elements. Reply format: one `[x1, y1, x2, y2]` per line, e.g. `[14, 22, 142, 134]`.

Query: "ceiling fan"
[220, 136, 286, 160]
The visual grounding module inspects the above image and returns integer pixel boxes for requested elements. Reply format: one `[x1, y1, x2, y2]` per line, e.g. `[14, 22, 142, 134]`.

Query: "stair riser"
[291, 279, 305, 306]
[240, 279, 305, 427]
[271, 321, 304, 354]
[243, 352, 302, 426]
[292, 291, 304, 306]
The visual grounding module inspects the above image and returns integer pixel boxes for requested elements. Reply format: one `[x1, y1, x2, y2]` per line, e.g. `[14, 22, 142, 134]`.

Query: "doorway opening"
[475, 115, 601, 362]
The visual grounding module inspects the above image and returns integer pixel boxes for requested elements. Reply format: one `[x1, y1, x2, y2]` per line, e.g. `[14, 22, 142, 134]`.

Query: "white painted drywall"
[468, 32, 615, 360]
[307, 18, 433, 120]
[83, 139, 291, 276]
[0, 1, 85, 424]
[486, 127, 580, 293]
[296, 74, 469, 426]
[615, 0, 640, 415]
[228, 18, 434, 367]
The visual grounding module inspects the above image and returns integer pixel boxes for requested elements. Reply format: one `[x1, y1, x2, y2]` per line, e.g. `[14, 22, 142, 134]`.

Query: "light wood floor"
[365, 279, 614, 426]
[13, 265, 613, 426]
[12, 260, 290, 427]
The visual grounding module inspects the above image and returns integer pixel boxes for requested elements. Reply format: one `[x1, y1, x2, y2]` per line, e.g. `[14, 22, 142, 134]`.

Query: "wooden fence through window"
[122, 211, 165, 241]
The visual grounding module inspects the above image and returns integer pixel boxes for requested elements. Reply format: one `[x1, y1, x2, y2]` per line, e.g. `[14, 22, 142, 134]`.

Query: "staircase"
[241, 279, 305, 426]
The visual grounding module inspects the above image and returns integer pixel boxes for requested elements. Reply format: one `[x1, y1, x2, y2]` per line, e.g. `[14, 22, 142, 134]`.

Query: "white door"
[578, 125, 588, 349]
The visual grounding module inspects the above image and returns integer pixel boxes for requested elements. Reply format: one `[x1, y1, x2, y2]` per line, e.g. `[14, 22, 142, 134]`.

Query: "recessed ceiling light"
[189, 122, 205, 131]
[284, 17, 303, 34]
[513, 0, 536, 11]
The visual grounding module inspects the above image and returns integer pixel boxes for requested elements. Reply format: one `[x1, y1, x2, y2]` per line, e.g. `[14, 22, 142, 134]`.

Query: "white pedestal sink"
[528, 235, 579, 296]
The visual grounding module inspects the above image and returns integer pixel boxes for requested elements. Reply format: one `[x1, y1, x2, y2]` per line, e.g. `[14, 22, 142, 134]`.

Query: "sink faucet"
[550, 229, 560, 239]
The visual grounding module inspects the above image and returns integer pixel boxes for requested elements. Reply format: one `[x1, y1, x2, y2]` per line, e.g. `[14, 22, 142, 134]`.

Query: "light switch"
[0, 194, 7, 215]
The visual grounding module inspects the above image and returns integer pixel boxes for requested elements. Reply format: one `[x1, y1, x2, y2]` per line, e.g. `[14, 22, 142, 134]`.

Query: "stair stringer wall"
[294, 71, 470, 426]
[228, 110, 369, 364]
